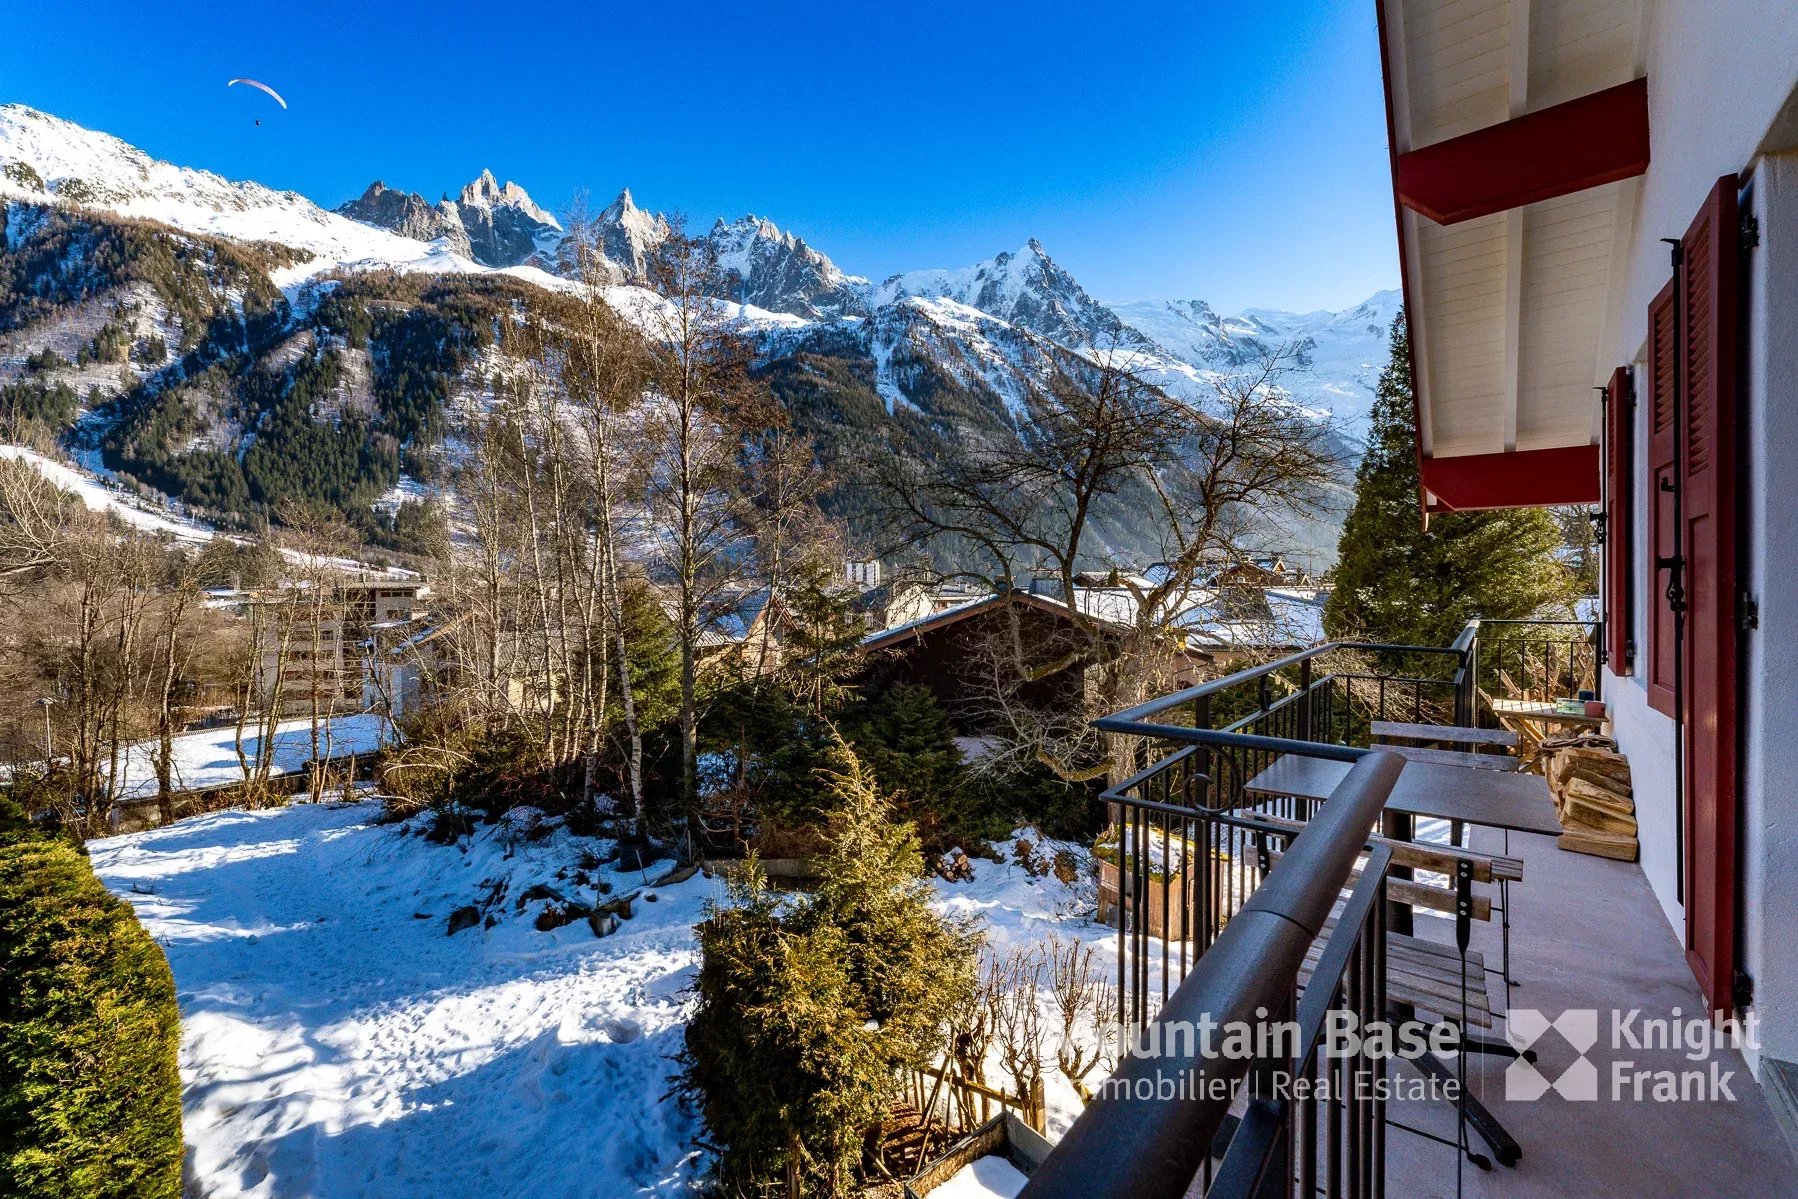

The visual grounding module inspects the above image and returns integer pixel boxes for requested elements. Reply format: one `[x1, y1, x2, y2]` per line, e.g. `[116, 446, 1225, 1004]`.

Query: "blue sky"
[4, 0, 1399, 313]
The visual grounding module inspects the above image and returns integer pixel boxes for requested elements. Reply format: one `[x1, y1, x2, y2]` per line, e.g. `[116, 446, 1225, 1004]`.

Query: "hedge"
[0, 827, 184, 1199]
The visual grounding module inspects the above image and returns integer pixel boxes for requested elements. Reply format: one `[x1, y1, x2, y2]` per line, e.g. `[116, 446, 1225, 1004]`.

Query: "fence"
[904, 1061, 1046, 1135]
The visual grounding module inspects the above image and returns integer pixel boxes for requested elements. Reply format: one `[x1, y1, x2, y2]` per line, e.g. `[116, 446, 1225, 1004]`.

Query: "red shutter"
[1678, 175, 1741, 1015]
[1645, 282, 1678, 716]
[1604, 365, 1634, 674]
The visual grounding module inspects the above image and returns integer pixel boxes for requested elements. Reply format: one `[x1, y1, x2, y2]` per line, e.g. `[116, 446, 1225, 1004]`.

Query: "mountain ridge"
[0, 103, 1393, 563]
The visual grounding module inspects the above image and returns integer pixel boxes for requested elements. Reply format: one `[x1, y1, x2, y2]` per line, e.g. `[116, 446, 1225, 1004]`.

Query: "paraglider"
[227, 78, 287, 125]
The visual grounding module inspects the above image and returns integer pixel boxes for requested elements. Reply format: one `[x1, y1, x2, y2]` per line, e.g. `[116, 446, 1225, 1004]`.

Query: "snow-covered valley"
[88, 799, 1107, 1199]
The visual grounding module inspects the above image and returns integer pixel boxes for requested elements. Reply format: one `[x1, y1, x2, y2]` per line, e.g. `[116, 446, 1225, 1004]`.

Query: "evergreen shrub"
[0, 825, 183, 1199]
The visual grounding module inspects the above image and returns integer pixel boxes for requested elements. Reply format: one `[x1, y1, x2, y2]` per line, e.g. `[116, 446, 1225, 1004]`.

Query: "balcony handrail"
[1099, 638, 1468, 729]
[1018, 751, 1406, 1199]
[1212, 843, 1394, 1198]
[1091, 719, 1369, 764]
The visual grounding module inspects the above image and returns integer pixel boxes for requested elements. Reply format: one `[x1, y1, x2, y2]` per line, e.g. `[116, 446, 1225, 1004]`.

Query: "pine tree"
[681, 738, 979, 1197]
[1324, 314, 1572, 648]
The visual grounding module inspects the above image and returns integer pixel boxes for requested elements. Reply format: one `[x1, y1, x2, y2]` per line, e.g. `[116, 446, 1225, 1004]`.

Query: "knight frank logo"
[1502, 1007, 1758, 1102]
[1504, 1008, 1600, 1101]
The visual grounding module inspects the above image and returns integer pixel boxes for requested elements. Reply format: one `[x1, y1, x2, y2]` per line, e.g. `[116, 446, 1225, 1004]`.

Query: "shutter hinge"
[1590, 508, 1607, 547]
[1739, 591, 1760, 633]
[1741, 213, 1761, 251]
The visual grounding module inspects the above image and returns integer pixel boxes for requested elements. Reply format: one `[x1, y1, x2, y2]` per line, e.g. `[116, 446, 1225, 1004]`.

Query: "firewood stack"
[1541, 734, 1638, 861]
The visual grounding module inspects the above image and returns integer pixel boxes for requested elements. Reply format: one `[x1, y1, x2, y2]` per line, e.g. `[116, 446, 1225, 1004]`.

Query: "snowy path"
[90, 802, 1117, 1198]
[91, 801, 719, 1199]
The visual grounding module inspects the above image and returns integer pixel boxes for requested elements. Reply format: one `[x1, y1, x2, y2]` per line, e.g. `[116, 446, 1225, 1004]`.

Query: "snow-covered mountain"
[0, 103, 1393, 429]
[873, 239, 1152, 354]
[1111, 290, 1402, 426]
[573, 187, 670, 283]
[337, 170, 562, 269]
[709, 214, 867, 320]
[0, 104, 501, 284]
[0, 103, 1395, 562]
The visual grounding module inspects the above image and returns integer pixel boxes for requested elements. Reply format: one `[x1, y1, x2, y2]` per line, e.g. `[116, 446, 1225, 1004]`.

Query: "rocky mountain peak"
[336, 170, 560, 268]
[584, 187, 668, 280]
[456, 169, 558, 229]
[706, 213, 867, 320]
[875, 240, 1147, 353]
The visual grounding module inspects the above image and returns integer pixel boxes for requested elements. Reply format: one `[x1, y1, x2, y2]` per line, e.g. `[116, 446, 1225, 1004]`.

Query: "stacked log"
[1542, 734, 1638, 861]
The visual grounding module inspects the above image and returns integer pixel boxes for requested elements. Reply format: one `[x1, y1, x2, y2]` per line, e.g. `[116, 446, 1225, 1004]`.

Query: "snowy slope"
[112, 714, 388, 802]
[0, 106, 467, 281]
[90, 801, 1117, 1198]
[0, 444, 214, 542]
[1111, 290, 1402, 428]
[91, 801, 720, 1199]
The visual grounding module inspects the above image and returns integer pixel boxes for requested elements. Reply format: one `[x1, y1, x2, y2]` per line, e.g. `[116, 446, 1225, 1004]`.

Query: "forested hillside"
[0, 103, 1388, 565]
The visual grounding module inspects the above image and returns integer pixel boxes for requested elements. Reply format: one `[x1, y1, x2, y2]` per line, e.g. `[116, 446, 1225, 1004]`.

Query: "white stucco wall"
[1599, 1, 1798, 1075]
[1738, 151, 1798, 1072]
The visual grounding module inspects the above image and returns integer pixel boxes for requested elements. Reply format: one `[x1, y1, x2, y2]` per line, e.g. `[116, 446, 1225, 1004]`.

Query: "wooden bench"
[1301, 916, 1494, 1027]
[1372, 743, 1520, 772]
[1371, 720, 1520, 748]
[1237, 809, 1524, 883]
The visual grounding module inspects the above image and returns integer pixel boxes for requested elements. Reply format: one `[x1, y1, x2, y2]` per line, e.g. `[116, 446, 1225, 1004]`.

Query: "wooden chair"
[1243, 809, 1527, 1170]
[1242, 811, 1518, 1029]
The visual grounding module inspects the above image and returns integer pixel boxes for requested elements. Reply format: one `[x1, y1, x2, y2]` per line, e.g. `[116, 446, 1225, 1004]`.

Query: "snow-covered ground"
[0, 444, 214, 543]
[112, 714, 388, 803]
[934, 1155, 1029, 1199]
[90, 802, 1109, 1198]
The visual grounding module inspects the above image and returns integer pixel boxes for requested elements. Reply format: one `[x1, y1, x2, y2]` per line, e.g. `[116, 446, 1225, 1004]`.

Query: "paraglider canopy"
[227, 78, 287, 109]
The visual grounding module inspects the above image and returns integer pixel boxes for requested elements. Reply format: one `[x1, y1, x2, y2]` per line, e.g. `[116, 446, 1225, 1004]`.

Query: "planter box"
[1096, 856, 1192, 941]
[904, 1112, 1052, 1198]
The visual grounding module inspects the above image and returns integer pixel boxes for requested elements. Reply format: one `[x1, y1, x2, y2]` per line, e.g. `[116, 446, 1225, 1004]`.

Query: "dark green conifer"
[1325, 314, 1572, 647]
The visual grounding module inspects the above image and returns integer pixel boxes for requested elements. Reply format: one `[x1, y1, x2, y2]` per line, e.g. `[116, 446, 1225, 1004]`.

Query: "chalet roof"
[1378, 0, 1646, 511]
[860, 584, 1331, 656]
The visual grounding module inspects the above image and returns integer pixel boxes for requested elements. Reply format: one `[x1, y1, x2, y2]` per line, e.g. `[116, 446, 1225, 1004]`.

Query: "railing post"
[1297, 657, 1313, 743]
[1194, 694, 1212, 809]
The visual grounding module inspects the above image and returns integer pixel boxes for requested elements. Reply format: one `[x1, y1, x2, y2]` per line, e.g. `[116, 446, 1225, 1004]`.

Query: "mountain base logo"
[1503, 1008, 1756, 1103]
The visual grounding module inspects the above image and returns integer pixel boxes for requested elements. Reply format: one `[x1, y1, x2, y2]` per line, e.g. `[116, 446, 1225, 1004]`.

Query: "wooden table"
[1242, 754, 1561, 836]
[1489, 699, 1608, 729]
[1371, 720, 1520, 748]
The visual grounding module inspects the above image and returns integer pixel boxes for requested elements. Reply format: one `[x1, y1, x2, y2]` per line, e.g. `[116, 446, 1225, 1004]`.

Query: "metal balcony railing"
[1020, 749, 1403, 1199]
[1020, 616, 1603, 1197]
[1021, 630, 1507, 1199]
[1461, 616, 1604, 706]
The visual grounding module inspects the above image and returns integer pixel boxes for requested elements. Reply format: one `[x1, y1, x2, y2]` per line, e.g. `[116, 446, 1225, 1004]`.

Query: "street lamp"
[36, 696, 54, 765]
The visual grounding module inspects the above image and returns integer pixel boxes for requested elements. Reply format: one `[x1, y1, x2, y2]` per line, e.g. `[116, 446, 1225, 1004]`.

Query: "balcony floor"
[1383, 826, 1796, 1199]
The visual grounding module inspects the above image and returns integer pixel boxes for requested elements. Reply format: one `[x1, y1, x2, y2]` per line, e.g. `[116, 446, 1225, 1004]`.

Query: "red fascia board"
[1398, 78, 1650, 226]
[1420, 445, 1601, 513]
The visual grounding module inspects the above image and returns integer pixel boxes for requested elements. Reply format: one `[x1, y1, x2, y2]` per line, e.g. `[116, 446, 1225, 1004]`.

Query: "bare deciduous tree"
[639, 225, 772, 816]
[877, 342, 1339, 782]
[1045, 934, 1120, 1101]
